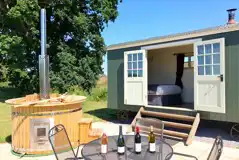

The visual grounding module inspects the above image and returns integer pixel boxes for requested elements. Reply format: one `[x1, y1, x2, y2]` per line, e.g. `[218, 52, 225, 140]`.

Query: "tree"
[0, 0, 121, 93]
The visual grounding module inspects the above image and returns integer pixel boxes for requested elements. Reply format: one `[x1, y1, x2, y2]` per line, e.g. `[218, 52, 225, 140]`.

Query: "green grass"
[82, 100, 122, 122]
[0, 102, 11, 143]
[0, 82, 20, 143]
[83, 100, 108, 121]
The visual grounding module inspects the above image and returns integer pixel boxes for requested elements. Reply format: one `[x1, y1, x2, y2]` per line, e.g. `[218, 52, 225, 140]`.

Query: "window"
[184, 55, 194, 68]
[197, 43, 220, 75]
[127, 53, 143, 77]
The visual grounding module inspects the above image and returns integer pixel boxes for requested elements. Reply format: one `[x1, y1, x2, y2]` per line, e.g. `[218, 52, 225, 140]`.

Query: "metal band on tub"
[11, 107, 82, 117]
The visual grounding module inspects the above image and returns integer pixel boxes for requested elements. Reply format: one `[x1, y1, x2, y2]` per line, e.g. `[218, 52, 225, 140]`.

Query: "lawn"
[83, 100, 107, 121]
[0, 82, 20, 143]
[83, 100, 121, 122]
[0, 102, 11, 143]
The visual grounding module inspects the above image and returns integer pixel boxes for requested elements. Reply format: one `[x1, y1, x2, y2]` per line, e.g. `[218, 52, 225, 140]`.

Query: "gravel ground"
[195, 120, 239, 148]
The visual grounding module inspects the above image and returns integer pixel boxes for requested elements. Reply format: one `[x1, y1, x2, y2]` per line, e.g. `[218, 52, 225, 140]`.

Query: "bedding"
[148, 84, 182, 106]
[148, 84, 182, 95]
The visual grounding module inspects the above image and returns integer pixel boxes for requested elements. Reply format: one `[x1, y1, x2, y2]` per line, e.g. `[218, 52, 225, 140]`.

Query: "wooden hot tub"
[5, 94, 86, 155]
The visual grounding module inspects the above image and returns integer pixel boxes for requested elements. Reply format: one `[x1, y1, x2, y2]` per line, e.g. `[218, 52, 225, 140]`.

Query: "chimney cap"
[227, 8, 237, 12]
[227, 8, 237, 25]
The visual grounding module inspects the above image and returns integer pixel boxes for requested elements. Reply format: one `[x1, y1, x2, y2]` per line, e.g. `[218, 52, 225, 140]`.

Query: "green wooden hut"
[107, 14, 239, 143]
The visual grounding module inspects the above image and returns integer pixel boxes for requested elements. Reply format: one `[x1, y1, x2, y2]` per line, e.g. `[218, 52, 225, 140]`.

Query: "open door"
[194, 38, 225, 113]
[124, 50, 147, 106]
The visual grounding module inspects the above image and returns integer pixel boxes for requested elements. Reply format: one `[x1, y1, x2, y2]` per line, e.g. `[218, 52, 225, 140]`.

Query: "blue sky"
[102, 0, 238, 74]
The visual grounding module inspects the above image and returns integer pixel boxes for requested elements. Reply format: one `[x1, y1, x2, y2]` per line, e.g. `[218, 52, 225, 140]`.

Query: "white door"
[194, 38, 225, 113]
[124, 50, 147, 105]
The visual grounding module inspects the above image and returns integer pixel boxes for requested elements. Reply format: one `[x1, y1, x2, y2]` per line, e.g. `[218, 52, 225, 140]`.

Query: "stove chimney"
[227, 8, 237, 24]
[39, 8, 50, 99]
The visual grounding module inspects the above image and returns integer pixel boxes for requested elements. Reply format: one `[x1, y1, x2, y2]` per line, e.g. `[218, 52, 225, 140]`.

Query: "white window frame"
[196, 41, 222, 76]
[126, 51, 144, 78]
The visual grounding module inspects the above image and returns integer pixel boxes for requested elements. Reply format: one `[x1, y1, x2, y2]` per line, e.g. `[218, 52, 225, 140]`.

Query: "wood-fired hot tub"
[5, 94, 86, 155]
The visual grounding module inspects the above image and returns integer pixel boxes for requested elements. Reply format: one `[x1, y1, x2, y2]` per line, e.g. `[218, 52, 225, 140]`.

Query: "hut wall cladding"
[11, 103, 83, 155]
[107, 30, 239, 123]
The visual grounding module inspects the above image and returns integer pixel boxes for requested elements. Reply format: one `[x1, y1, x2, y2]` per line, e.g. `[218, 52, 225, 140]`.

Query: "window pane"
[138, 62, 143, 69]
[197, 45, 204, 55]
[205, 55, 212, 64]
[184, 57, 189, 62]
[191, 56, 194, 62]
[128, 54, 132, 61]
[198, 66, 204, 75]
[198, 56, 204, 65]
[133, 54, 137, 61]
[133, 62, 137, 69]
[213, 43, 220, 53]
[133, 70, 137, 77]
[205, 65, 212, 75]
[138, 70, 143, 77]
[128, 70, 132, 77]
[213, 54, 220, 64]
[138, 53, 143, 61]
[213, 65, 220, 75]
[205, 44, 212, 54]
[128, 62, 132, 69]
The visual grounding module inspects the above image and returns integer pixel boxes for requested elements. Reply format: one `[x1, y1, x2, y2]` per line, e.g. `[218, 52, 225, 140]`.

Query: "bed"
[148, 84, 182, 106]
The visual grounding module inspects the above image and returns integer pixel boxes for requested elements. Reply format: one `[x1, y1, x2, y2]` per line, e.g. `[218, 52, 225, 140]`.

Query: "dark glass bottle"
[117, 125, 125, 155]
[134, 126, 141, 154]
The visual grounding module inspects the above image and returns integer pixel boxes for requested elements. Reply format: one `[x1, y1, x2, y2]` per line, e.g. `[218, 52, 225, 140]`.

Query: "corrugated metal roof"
[107, 24, 239, 51]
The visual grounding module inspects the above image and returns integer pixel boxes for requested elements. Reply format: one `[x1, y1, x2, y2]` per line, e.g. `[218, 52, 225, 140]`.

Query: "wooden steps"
[136, 117, 192, 130]
[163, 120, 192, 130]
[78, 118, 102, 144]
[139, 125, 189, 139]
[131, 107, 200, 145]
[141, 110, 195, 122]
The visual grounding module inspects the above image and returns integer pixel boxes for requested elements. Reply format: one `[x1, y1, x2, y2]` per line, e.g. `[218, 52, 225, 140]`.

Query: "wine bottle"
[117, 125, 125, 155]
[148, 126, 156, 153]
[134, 126, 141, 154]
[101, 133, 108, 154]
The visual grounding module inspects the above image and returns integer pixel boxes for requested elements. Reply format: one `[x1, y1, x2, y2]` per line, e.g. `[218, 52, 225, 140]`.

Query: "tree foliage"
[0, 0, 120, 93]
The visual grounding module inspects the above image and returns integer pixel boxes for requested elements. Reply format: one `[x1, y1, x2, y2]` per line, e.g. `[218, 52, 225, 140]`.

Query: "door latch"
[218, 74, 223, 82]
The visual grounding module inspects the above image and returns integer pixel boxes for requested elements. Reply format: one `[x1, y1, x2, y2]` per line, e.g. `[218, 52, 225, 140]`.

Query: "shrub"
[67, 86, 89, 97]
[67, 85, 107, 102]
[90, 87, 107, 101]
